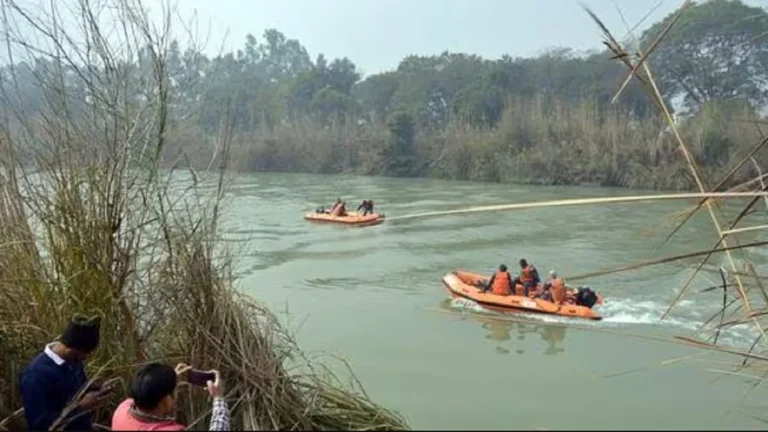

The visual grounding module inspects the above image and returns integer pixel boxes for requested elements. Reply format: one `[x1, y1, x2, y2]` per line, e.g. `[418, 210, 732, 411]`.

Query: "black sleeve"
[532, 268, 541, 284]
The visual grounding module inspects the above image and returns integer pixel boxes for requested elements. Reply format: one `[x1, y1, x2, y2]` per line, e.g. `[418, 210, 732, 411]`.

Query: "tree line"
[3, 0, 768, 189]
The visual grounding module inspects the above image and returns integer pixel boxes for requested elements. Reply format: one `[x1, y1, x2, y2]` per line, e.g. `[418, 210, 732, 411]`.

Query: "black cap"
[60, 315, 101, 352]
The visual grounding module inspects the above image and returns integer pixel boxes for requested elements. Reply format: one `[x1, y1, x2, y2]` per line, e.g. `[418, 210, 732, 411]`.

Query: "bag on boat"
[575, 287, 598, 309]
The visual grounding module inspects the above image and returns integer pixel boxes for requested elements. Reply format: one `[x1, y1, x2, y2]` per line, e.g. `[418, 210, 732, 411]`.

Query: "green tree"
[642, 0, 768, 113]
[384, 111, 417, 176]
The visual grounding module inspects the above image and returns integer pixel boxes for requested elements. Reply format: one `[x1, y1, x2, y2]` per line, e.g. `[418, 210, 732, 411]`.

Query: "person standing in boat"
[478, 264, 512, 295]
[357, 199, 374, 216]
[513, 258, 540, 296]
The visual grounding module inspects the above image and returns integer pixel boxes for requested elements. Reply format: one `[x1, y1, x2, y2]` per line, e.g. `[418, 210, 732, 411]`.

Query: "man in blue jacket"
[20, 315, 107, 431]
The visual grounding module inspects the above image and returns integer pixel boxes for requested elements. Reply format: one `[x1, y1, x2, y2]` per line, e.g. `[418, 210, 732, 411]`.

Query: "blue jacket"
[19, 351, 93, 431]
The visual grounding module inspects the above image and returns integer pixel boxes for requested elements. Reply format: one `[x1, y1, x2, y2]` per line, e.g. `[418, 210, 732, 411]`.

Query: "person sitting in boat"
[357, 199, 375, 216]
[330, 200, 347, 217]
[513, 258, 540, 296]
[478, 264, 512, 296]
[539, 270, 569, 304]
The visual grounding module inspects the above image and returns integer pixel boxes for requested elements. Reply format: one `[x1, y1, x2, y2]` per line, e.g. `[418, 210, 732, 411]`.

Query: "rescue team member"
[357, 199, 375, 216]
[478, 264, 512, 295]
[540, 270, 567, 303]
[513, 258, 540, 296]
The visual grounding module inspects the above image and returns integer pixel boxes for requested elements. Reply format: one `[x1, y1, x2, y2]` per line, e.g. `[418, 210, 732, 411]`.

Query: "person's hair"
[549, 270, 557, 278]
[499, 264, 507, 272]
[60, 315, 101, 352]
[519, 258, 527, 267]
[130, 363, 178, 411]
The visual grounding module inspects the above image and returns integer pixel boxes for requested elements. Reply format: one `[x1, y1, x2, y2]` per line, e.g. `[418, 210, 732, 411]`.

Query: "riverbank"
[173, 98, 764, 192]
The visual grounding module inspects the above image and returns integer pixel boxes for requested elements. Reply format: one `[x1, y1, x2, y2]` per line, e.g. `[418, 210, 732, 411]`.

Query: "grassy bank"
[173, 97, 766, 191]
[0, 0, 407, 430]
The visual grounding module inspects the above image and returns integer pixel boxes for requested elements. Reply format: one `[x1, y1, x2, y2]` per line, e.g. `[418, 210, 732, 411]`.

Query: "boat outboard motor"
[575, 286, 598, 309]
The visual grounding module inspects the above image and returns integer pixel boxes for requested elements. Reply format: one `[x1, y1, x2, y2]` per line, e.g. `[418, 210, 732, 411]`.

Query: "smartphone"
[187, 369, 215, 387]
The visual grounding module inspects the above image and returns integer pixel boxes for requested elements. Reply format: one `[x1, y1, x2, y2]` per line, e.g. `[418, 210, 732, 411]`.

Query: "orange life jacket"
[520, 265, 536, 283]
[491, 271, 511, 295]
[550, 277, 566, 303]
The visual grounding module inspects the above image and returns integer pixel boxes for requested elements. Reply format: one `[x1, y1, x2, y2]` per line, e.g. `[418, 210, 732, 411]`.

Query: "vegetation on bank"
[0, 0, 406, 430]
[5, 0, 768, 190]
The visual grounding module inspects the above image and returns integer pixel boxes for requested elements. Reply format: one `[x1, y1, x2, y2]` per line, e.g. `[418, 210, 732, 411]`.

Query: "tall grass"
[0, 0, 407, 430]
[174, 96, 766, 191]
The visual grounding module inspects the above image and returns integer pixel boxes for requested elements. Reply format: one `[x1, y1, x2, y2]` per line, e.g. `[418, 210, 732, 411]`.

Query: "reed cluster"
[0, 0, 407, 429]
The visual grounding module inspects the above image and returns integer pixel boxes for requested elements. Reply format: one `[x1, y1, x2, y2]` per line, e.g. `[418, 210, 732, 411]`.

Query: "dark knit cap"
[60, 315, 101, 352]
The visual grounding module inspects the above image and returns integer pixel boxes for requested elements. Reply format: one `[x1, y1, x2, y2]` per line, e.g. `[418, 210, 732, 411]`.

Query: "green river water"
[215, 172, 768, 430]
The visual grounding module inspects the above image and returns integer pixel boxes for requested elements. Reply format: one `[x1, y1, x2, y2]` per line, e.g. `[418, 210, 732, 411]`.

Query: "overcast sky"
[167, 0, 685, 75]
[4, 1, 767, 75]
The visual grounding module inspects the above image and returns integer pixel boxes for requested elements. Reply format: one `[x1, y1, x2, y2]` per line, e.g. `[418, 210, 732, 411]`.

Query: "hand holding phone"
[206, 370, 223, 398]
[175, 363, 192, 376]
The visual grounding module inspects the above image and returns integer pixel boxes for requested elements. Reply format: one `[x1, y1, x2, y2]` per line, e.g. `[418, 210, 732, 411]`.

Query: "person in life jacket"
[479, 264, 512, 296]
[513, 258, 540, 296]
[540, 270, 568, 303]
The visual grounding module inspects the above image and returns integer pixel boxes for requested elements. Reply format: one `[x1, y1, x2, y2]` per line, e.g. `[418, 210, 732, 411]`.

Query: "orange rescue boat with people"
[304, 197, 385, 227]
[442, 258, 604, 320]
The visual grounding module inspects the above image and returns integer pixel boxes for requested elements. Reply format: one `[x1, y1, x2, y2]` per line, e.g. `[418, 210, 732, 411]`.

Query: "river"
[215, 172, 768, 430]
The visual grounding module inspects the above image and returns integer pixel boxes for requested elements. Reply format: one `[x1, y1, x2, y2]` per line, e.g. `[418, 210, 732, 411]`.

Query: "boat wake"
[446, 296, 757, 348]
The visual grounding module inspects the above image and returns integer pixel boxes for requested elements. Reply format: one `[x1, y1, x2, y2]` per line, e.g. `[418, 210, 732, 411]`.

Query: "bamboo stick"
[721, 224, 768, 236]
[388, 192, 768, 222]
[566, 240, 768, 282]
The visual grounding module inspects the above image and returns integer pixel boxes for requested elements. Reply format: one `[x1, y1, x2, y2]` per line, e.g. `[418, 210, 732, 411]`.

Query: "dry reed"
[580, 0, 768, 387]
[0, 0, 407, 430]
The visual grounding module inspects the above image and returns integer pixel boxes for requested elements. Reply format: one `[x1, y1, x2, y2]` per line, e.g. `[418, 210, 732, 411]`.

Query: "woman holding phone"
[111, 362, 230, 431]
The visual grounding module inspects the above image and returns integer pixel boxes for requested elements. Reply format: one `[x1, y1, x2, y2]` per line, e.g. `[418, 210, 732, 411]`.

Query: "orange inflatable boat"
[441, 270, 603, 320]
[304, 211, 385, 227]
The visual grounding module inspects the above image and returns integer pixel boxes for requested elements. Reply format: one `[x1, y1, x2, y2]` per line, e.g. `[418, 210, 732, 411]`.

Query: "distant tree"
[384, 111, 416, 176]
[642, 0, 768, 114]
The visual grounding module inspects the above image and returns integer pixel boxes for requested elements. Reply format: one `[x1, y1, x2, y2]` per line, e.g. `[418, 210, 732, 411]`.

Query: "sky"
[164, 0, 685, 75]
[3, 0, 767, 75]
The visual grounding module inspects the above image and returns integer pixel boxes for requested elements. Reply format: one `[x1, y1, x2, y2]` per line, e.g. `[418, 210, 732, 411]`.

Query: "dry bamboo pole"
[566, 240, 768, 282]
[660, 135, 768, 246]
[584, 0, 765, 342]
[720, 225, 768, 236]
[644, 11, 768, 346]
[637, 59, 753, 317]
[750, 157, 768, 211]
[387, 192, 768, 222]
